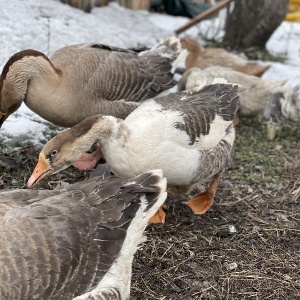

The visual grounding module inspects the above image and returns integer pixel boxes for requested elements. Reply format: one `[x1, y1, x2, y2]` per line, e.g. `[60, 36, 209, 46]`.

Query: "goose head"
[27, 115, 116, 187]
[0, 50, 54, 128]
[180, 37, 202, 52]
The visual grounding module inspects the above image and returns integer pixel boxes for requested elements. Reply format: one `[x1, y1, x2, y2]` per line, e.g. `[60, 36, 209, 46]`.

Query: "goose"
[27, 81, 239, 223]
[263, 84, 300, 139]
[0, 37, 183, 128]
[178, 66, 287, 124]
[0, 169, 167, 300]
[180, 37, 270, 77]
[280, 83, 300, 123]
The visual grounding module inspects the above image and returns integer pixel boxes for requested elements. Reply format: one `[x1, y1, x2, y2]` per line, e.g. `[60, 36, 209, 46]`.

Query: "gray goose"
[0, 170, 167, 300]
[28, 81, 239, 223]
[0, 37, 182, 128]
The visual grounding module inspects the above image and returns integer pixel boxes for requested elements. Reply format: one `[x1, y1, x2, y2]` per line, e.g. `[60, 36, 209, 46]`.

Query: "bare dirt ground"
[1, 116, 299, 299]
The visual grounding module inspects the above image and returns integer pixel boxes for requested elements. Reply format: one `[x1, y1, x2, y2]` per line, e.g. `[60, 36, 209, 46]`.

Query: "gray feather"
[0, 170, 165, 299]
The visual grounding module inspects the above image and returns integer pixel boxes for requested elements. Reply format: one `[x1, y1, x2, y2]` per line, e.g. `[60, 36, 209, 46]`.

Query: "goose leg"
[184, 172, 221, 214]
[72, 143, 102, 170]
[149, 205, 166, 223]
[233, 112, 240, 127]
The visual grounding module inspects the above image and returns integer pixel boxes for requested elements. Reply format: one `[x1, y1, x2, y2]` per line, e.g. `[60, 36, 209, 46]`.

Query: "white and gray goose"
[28, 81, 239, 222]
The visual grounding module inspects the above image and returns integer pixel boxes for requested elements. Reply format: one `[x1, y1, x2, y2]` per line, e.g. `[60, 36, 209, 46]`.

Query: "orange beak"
[0, 111, 7, 128]
[27, 153, 53, 188]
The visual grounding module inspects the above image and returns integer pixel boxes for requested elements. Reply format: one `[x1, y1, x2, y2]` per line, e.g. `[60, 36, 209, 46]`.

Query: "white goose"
[178, 66, 286, 124]
[263, 84, 300, 139]
[0, 37, 182, 128]
[280, 83, 300, 123]
[1, 170, 167, 300]
[28, 81, 239, 222]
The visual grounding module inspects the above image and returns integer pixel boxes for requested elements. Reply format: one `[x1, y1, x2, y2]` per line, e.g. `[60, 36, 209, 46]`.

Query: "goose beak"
[27, 153, 54, 188]
[0, 111, 7, 128]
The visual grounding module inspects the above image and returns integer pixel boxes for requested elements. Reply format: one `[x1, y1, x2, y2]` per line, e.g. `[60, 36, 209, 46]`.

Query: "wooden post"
[118, 0, 151, 10]
[175, 0, 233, 35]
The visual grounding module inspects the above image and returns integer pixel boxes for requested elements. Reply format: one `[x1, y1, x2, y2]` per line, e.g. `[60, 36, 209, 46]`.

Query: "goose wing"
[0, 171, 166, 300]
[51, 43, 177, 103]
[154, 83, 239, 146]
[0, 189, 61, 217]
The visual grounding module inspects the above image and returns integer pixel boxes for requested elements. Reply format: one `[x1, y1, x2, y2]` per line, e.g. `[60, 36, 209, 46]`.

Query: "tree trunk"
[223, 0, 289, 49]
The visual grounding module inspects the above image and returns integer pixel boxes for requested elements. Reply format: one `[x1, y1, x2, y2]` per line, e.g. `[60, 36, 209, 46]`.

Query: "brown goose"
[180, 37, 270, 77]
[0, 170, 167, 300]
[28, 81, 239, 223]
[0, 37, 182, 128]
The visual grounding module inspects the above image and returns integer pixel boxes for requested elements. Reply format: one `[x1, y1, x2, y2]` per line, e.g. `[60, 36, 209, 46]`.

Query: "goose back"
[0, 38, 182, 127]
[100, 83, 239, 186]
[180, 37, 270, 77]
[0, 170, 166, 300]
[50, 43, 176, 103]
[178, 67, 286, 117]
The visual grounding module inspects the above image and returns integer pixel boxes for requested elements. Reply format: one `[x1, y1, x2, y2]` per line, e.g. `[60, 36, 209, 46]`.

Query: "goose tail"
[269, 79, 288, 90]
[237, 64, 271, 77]
[140, 36, 186, 73]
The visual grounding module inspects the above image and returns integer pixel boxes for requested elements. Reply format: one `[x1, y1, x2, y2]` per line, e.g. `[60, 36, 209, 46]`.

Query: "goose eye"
[51, 150, 58, 158]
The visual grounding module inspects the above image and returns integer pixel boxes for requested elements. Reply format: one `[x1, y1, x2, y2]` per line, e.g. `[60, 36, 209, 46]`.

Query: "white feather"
[101, 100, 201, 186]
[73, 170, 167, 300]
[198, 115, 234, 150]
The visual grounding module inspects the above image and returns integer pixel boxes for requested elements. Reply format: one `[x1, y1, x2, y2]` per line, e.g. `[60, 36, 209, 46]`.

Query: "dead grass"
[1, 116, 299, 299]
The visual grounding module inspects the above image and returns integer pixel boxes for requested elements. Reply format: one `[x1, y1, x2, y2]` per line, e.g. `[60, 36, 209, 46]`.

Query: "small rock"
[247, 186, 254, 193]
[225, 262, 238, 271]
[223, 180, 233, 188]
[284, 274, 292, 281]
[228, 225, 237, 233]
[254, 165, 263, 171]
[215, 224, 239, 238]
[171, 283, 182, 293]
[132, 262, 141, 269]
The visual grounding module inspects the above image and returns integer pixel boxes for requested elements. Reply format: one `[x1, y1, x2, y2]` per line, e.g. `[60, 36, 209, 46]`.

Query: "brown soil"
[1, 117, 299, 299]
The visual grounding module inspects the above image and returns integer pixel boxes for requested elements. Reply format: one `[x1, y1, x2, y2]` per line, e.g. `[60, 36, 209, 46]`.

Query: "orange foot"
[184, 172, 221, 215]
[72, 143, 102, 170]
[184, 190, 214, 214]
[149, 205, 167, 223]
